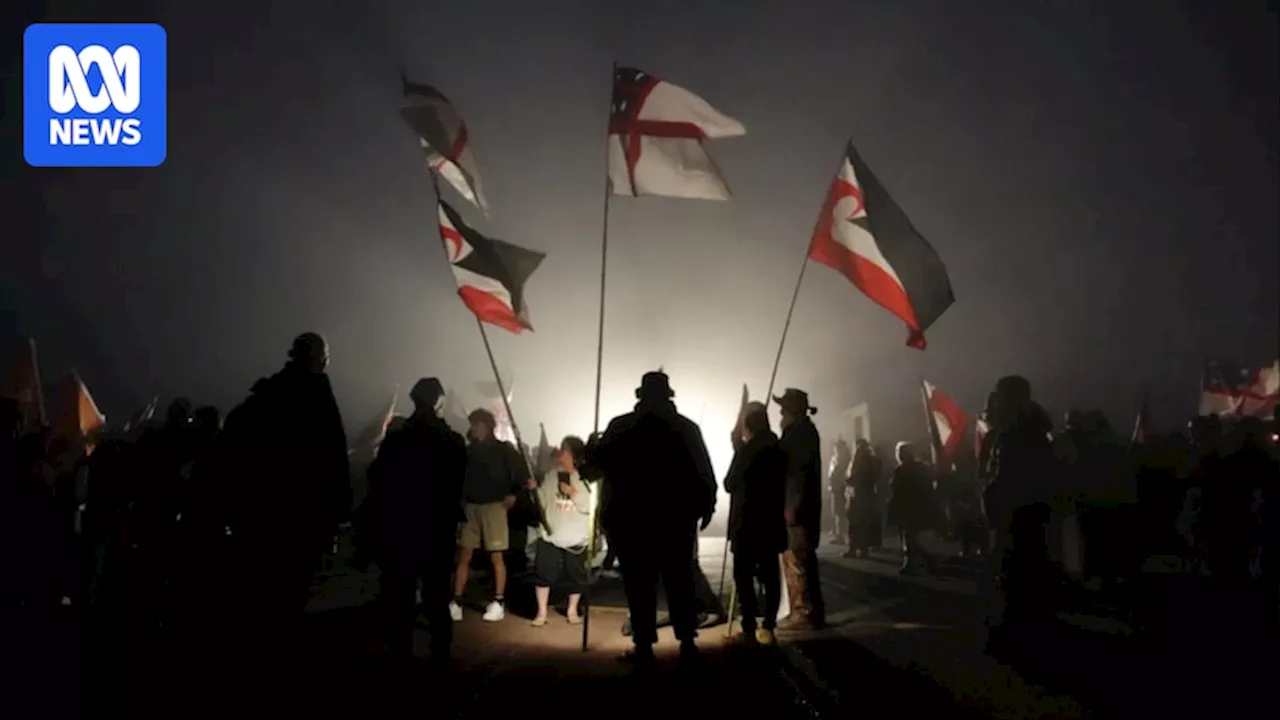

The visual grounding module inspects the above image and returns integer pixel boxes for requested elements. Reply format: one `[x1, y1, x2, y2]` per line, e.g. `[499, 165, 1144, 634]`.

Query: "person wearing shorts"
[528, 436, 592, 627]
[451, 409, 525, 622]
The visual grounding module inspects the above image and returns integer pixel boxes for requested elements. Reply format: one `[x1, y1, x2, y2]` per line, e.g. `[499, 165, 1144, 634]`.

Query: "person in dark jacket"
[983, 375, 1058, 635]
[845, 438, 883, 558]
[827, 439, 851, 544]
[587, 370, 716, 663]
[774, 388, 826, 630]
[725, 401, 788, 646]
[888, 442, 939, 575]
[451, 408, 525, 623]
[364, 378, 467, 665]
[219, 333, 350, 657]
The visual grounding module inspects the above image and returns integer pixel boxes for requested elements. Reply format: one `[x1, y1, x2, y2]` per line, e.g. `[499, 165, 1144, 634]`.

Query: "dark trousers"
[900, 528, 938, 573]
[783, 525, 825, 620]
[616, 524, 698, 646]
[733, 548, 782, 631]
[380, 547, 454, 660]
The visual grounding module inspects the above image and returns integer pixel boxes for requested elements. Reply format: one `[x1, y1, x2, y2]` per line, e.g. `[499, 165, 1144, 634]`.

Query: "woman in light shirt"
[527, 436, 592, 626]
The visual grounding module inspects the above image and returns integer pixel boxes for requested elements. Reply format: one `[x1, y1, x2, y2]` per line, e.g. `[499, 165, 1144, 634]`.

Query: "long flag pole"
[429, 172, 543, 518]
[726, 250, 812, 636]
[583, 60, 617, 652]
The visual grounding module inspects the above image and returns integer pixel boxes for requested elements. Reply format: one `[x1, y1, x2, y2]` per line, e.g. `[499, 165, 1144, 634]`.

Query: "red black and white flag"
[809, 142, 955, 349]
[437, 200, 545, 334]
[402, 77, 489, 213]
[1199, 359, 1279, 418]
[608, 67, 745, 200]
[921, 379, 969, 462]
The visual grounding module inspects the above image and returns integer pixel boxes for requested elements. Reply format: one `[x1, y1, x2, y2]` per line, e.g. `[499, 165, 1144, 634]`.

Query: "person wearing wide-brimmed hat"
[587, 370, 717, 664]
[772, 388, 827, 630]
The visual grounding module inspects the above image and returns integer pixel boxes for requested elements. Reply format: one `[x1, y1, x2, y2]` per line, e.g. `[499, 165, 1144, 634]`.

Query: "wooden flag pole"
[583, 60, 618, 653]
[725, 250, 812, 636]
[429, 170, 543, 513]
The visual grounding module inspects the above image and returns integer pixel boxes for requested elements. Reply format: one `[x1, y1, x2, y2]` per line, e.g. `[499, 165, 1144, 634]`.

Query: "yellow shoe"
[755, 628, 777, 646]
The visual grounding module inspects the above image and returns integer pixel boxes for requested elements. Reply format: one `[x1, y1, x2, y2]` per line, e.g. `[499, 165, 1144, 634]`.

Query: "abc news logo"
[24, 24, 166, 168]
[48, 44, 143, 147]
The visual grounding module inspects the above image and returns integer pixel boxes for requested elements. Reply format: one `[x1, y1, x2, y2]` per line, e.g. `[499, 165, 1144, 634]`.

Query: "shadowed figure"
[725, 401, 787, 645]
[982, 374, 1058, 638]
[362, 377, 467, 666]
[827, 438, 851, 544]
[845, 438, 883, 558]
[219, 332, 350, 663]
[774, 388, 826, 630]
[587, 370, 716, 663]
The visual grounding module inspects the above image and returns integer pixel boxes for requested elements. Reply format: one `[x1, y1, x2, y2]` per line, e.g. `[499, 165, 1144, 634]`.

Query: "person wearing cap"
[363, 377, 467, 666]
[773, 388, 827, 630]
[452, 407, 527, 623]
[588, 370, 717, 663]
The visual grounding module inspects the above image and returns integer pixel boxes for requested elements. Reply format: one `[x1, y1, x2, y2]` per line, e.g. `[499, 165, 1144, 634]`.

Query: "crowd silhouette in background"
[3, 332, 1278, 702]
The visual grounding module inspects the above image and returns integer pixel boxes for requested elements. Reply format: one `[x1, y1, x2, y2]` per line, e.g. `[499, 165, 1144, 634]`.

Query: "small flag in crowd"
[437, 200, 546, 333]
[809, 142, 955, 349]
[534, 423, 557, 477]
[123, 395, 158, 433]
[1131, 392, 1152, 444]
[401, 77, 489, 212]
[1199, 359, 1279, 418]
[6, 337, 46, 431]
[49, 371, 105, 458]
[351, 390, 398, 456]
[974, 415, 990, 459]
[608, 67, 745, 200]
[732, 383, 750, 450]
[921, 379, 969, 461]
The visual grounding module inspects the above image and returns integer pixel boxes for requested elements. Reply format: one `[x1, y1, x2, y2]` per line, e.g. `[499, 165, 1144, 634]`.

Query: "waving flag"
[731, 383, 750, 452]
[1200, 359, 1279, 418]
[437, 200, 546, 333]
[608, 67, 745, 200]
[809, 142, 955, 349]
[921, 379, 969, 462]
[6, 337, 46, 431]
[351, 390, 398, 456]
[49, 371, 105, 459]
[974, 415, 991, 459]
[534, 423, 557, 477]
[402, 77, 489, 212]
[1131, 392, 1153, 444]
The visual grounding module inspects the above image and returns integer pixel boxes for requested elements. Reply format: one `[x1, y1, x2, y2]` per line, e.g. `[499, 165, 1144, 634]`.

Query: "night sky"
[3, 0, 1276, 475]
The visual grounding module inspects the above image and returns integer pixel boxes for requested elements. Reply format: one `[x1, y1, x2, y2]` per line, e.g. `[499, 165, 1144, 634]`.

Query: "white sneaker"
[482, 600, 505, 622]
[449, 600, 463, 622]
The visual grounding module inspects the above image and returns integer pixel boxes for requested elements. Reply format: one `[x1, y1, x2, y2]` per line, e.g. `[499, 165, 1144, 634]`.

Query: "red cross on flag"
[607, 67, 745, 200]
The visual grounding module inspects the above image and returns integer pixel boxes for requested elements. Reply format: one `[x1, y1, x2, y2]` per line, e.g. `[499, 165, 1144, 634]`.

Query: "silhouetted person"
[845, 438, 882, 558]
[363, 378, 467, 666]
[889, 442, 939, 575]
[725, 401, 787, 646]
[827, 438, 851, 544]
[588, 371, 716, 663]
[221, 332, 350, 662]
[983, 375, 1058, 636]
[774, 388, 826, 630]
[452, 408, 525, 623]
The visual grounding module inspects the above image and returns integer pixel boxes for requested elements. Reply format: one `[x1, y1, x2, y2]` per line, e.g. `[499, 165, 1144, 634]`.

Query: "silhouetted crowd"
[3, 333, 1278, 704]
[824, 375, 1280, 644]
